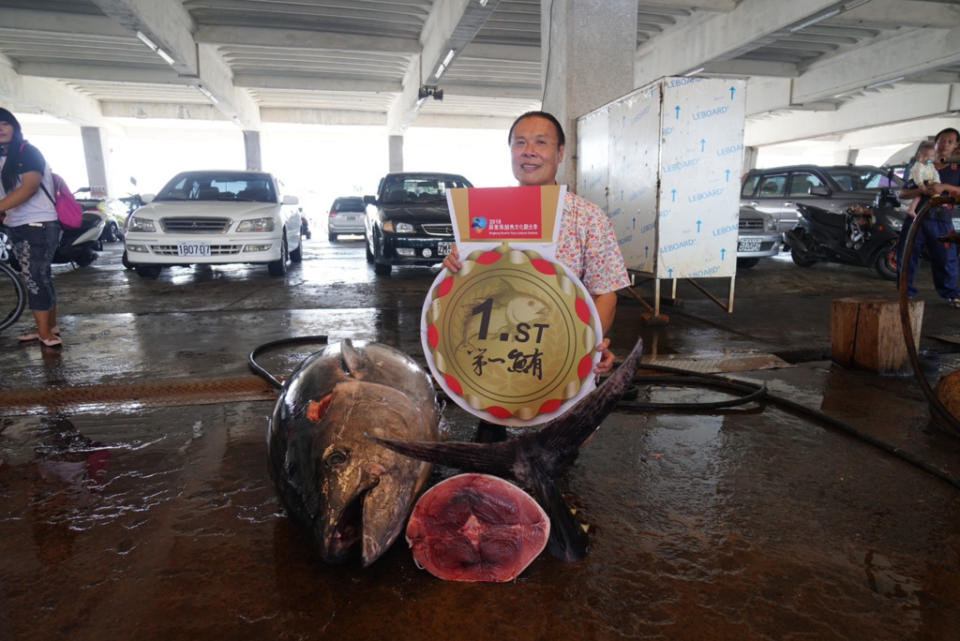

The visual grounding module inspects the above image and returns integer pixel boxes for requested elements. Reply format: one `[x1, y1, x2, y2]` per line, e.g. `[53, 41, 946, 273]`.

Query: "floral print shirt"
[555, 192, 631, 296]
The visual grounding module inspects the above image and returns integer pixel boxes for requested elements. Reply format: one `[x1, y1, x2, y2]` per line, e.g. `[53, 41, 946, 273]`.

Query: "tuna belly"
[405, 473, 550, 582]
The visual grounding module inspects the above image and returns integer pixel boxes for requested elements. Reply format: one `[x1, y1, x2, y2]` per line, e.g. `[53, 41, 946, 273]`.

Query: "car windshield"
[155, 173, 277, 202]
[380, 176, 471, 205]
[823, 167, 903, 191]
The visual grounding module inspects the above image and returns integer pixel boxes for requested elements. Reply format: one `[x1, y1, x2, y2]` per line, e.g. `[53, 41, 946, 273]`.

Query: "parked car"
[124, 170, 302, 279]
[736, 206, 780, 269]
[328, 196, 366, 242]
[73, 188, 127, 246]
[364, 172, 473, 275]
[740, 164, 904, 241]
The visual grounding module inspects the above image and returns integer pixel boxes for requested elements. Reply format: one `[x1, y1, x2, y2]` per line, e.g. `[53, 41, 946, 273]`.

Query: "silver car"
[327, 196, 366, 242]
[737, 206, 780, 269]
[740, 164, 903, 239]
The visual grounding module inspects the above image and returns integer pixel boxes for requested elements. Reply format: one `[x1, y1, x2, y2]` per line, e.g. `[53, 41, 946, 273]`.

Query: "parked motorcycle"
[785, 184, 904, 281]
[56, 208, 105, 267]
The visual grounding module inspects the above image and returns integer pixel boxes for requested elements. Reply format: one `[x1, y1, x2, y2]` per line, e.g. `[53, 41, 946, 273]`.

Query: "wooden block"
[830, 297, 924, 373]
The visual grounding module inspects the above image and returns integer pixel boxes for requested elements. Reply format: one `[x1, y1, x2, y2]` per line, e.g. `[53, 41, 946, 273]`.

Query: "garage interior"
[2, 2, 960, 640]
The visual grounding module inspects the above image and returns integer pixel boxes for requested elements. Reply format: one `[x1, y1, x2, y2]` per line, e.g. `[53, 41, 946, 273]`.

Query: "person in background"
[897, 127, 960, 308]
[905, 141, 939, 218]
[0, 107, 63, 347]
[443, 110, 631, 374]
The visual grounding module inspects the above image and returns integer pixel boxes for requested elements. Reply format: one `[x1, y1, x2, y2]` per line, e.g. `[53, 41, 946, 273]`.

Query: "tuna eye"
[325, 450, 348, 468]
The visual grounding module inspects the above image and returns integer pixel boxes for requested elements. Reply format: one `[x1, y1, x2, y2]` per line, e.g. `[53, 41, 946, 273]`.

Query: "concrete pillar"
[742, 146, 759, 174]
[243, 130, 262, 171]
[540, 0, 637, 190]
[389, 135, 403, 172]
[80, 126, 110, 197]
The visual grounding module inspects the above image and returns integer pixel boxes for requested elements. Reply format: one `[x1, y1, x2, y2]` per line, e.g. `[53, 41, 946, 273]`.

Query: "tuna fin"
[525, 462, 590, 562]
[367, 436, 516, 476]
[532, 337, 644, 475]
[339, 338, 367, 378]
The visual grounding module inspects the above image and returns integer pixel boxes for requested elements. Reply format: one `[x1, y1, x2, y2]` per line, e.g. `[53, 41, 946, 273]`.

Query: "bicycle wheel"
[0, 262, 26, 332]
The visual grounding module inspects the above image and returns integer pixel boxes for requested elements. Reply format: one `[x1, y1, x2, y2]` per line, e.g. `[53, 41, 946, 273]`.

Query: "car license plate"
[178, 243, 211, 257]
[438, 241, 452, 256]
[738, 238, 761, 252]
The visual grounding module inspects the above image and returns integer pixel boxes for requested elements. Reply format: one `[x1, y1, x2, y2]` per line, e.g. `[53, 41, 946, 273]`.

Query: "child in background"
[906, 141, 939, 217]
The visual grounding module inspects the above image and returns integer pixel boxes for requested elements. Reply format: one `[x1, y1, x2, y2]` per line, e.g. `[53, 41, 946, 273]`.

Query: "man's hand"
[442, 244, 462, 273]
[594, 337, 615, 375]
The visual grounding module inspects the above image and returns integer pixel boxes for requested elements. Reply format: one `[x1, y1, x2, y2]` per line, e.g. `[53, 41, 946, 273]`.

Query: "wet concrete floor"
[2, 238, 960, 640]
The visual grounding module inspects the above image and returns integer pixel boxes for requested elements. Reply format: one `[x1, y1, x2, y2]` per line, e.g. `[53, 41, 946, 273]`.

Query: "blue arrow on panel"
[645, 246, 649, 258]
[632, 217, 636, 229]
[700, 139, 706, 152]
[668, 268, 674, 278]
[721, 248, 727, 261]
[675, 105, 680, 120]
[671, 189, 677, 202]
[696, 220, 702, 233]
[725, 169, 731, 182]
[730, 86, 736, 100]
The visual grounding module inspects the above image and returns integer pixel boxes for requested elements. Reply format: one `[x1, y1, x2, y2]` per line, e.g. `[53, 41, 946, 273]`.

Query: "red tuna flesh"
[405, 473, 550, 582]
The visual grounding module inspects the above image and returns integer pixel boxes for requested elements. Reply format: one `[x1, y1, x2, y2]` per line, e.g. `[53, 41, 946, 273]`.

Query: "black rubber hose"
[897, 195, 960, 436]
[626, 362, 960, 491]
[248, 335, 329, 389]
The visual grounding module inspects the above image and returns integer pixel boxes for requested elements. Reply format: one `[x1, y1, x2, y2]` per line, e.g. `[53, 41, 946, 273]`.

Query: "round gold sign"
[422, 242, 600, 425]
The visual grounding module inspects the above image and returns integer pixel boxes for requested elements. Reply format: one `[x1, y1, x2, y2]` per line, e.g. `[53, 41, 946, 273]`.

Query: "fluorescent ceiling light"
[136, 30, 176, 66]
[479, 0, 489, 6]
[865, 76, 904, 90]
[196, 85, 219, 105]
[789, 8, 840, 32]
[684, 67, 704, 77]
[442, 48, 456, 67]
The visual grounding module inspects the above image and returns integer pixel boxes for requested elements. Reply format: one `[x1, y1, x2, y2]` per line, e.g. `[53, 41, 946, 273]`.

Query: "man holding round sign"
[442, 111, 630, 375]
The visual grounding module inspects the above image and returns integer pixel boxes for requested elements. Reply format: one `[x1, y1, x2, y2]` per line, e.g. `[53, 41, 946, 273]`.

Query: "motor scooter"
[54, 208, 105, 267]
[785, 184, 904, 281]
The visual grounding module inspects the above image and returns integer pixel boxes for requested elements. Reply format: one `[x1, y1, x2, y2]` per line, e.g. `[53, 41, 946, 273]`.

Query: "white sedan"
[124, 170, 303, 278]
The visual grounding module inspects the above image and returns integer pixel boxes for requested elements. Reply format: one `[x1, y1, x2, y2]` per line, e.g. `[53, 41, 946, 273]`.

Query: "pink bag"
[40, 173, 83, 229]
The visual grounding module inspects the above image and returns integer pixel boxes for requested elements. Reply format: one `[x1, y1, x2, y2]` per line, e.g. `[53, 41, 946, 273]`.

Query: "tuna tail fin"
[525, 461, 590, 561]
[366, 436, 516, 476]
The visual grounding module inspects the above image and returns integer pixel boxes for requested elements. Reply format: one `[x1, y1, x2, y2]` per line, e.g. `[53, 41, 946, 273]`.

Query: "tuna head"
[268, 340, 441, 566]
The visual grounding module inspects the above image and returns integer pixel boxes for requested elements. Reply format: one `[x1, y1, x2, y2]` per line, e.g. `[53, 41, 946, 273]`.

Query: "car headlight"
[383, 221, 415, 233]
[128, 216, 156, 233]
[765, 218, 777, 232]
[236, 217, 275, 232]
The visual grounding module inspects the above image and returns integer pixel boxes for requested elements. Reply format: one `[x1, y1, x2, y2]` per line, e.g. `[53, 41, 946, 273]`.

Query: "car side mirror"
[363, 195, 377, 205]
[142, 193, 155, 204]
[809, 185, 831, 197]
[282, 195, 299, 205]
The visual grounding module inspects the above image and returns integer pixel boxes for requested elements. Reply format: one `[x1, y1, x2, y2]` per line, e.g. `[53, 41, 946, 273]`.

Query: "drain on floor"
[0, 376, 278, 415]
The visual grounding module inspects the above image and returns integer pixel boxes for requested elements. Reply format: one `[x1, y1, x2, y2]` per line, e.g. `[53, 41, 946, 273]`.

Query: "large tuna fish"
[370, 337, 643, 563]
[267, 339, 443, 566]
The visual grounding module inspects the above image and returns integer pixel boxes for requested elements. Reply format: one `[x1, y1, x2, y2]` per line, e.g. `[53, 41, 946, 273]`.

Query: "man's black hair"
[934, 127, 960, 143]
[507, 111, 565, 147]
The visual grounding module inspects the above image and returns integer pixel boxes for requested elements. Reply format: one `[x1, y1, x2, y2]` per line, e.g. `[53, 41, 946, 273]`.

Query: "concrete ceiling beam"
[459, 42, 540, 63]
[17, 62, 180, 84]
[703, 59, 799, 77]
[644, 0, 738, 9]
[100, 101, 225, 121]
[260, 108, 386, 127]
[0, 7, 130, 37]
[234, 73, 400, 93]
[791, 25, 960, 104]
[0, 58, 104, 126]
[195, 25, 418, 54]
[634, 0, 842, 84]
[745, 83, 958, 146]
[833, 0, 960, 28]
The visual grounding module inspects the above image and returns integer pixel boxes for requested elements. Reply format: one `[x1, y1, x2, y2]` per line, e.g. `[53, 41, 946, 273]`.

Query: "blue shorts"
[7, 221, 61, 311]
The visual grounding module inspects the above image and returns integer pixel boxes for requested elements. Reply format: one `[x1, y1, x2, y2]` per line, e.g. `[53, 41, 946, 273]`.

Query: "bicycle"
[0, 230, 26, 332]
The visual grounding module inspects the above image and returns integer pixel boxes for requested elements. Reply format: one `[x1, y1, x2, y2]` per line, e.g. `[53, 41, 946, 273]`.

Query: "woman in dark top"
[0, 107, 63, 347]
[897, 127, 960, 307]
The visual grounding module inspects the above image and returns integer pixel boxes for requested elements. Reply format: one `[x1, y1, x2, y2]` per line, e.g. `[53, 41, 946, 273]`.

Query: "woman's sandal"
[950, 298, 960, 309]
[39, 335, 62, 349]
[17, 326, 61, 342]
